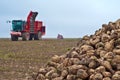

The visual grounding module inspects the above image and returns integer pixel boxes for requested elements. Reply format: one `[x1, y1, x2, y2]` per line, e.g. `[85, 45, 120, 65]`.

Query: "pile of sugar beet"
[28, 19, 120, 80]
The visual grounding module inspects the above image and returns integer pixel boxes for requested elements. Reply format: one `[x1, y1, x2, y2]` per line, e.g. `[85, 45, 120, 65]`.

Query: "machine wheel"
[22, 32, 30, 41]
[34, 31, 42, 40]
[29, 34, 34, 40]
[11, 35, 18, 41]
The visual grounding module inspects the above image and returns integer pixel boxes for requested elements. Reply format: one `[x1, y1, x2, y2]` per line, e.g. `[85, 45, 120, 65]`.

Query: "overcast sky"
[0, 0, 120, 38]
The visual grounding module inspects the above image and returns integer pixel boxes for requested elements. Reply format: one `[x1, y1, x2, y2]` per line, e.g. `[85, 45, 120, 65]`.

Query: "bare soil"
[0, 38, 79, 80]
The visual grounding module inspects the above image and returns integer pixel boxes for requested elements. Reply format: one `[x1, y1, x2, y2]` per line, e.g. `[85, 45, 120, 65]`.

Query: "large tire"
[29, 34, 34, 40]
[34, 31, 42, 40]
[22, 32, 30, 41]
[11, 35, 18, 41]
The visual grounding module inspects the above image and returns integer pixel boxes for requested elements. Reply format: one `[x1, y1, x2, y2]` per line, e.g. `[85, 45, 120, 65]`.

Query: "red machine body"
[35, 21, 45, 35]
[24, 11, 45, 35]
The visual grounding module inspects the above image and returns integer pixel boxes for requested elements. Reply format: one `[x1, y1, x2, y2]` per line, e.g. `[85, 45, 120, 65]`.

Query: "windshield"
[12, 20, 23, 31]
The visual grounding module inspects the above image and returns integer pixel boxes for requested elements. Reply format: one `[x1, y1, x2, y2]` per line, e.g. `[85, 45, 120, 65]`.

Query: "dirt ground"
[0, 38, 79, 80]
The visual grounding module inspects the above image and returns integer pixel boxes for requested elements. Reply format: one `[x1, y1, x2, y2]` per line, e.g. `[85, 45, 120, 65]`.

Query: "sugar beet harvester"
[10, 11, 45, 41]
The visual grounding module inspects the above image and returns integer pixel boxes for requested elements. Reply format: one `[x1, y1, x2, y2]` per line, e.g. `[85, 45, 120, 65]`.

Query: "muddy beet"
[29, 19, 120, 80]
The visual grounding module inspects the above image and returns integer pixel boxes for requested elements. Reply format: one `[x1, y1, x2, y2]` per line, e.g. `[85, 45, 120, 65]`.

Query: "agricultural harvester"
[10, 11, 45, 41]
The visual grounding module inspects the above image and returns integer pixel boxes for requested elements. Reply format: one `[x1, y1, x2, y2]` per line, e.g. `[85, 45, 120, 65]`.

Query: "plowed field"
[0, 38, 79, 80]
